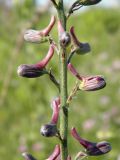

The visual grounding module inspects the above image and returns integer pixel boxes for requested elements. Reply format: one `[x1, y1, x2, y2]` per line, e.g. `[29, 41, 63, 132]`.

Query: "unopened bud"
[70, 26, 91, 55]
[71, 127, 111, 156]
[17, 64, 48, 78]
[22, 152, 37, 160]
[79, 75, 106, 91]
[79, 0, 102, 6]
[51, 98, 60, 124]
[40, 123, 58, 137]
[58, 20, 71, 47]
[24, 29, 49, 43]
[17, 44, 54, 78]
[24, 16, 56, 43]
[60, 32, 71, 47]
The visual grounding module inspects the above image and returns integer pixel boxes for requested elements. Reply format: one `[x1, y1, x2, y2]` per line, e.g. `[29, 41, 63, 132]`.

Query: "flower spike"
[17, 44, 54, 78]
[70, 26, 91, 55]
[71, 127, 111, 156]
[22, 152, 37, 160]
[24, 16, 56, 43]
[46, 145, 60, 160]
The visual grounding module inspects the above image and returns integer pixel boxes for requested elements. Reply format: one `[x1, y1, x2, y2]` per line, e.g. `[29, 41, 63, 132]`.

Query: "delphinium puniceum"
[18, 0, 111, 159]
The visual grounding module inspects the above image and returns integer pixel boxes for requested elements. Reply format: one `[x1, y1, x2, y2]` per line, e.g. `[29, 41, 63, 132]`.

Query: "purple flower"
[24, 16, 56, 43]
[71, 127, 111, 156]
[68, 63, 106, 91]
[70, 26, 91, 55]
[17, 44, 54, 78]
[40, 98, 60, 137]
[58, 20, 71, 47]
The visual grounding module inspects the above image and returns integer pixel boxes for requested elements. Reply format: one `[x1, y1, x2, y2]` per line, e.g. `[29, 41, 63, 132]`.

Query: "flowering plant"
[17, 0, 111, 159]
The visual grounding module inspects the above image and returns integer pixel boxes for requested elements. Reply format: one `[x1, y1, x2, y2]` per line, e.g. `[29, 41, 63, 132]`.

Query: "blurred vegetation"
[0, 1, 120, 160]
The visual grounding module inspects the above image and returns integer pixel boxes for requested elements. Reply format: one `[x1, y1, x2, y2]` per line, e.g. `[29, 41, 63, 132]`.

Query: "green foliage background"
[0, 1, 120, 160]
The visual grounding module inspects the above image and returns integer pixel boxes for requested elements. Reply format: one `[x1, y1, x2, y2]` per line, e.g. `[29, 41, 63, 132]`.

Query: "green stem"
[57, 0, 68, 159]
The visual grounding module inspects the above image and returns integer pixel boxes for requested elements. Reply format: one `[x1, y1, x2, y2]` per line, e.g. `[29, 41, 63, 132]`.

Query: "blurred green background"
[0, 0, 120, 160]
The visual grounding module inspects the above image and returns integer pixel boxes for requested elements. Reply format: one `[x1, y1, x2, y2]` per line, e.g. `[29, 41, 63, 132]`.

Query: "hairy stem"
[57, 0, 68, 159]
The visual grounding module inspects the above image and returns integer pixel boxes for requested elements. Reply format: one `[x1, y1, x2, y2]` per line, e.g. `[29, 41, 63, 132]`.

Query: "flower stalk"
[57, 0, 68, 159]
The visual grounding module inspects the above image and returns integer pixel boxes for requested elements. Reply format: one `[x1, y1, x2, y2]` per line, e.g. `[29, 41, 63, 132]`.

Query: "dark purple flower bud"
[17, 44, 54, 78]
[17, 64, 48, 78]
[68, 63, 106, 91]
[58, 20, 71, 47]
[40, 98, 60, 137]
[24, 16, 56, 43]
[40, 123, 58, 137]
[22, 152, 37, 160]
[71, 127, 111, 156]
[79, 75, 106, 91]
[46, 145, 60, 160]
[79, 0, 102, 6]
[70, 27, 91, 55]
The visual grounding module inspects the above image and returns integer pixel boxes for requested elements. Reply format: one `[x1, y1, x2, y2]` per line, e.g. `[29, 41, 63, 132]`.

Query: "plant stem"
[57, 0, 68, 159]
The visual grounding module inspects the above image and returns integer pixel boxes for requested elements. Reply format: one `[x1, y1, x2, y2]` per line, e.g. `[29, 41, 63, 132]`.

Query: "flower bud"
[51, 98, 60, 124]
[70, 27, 91, 55]
[87, 141, 112, 156]
[71, 127, 111, 156]
[46, 145, 60, 160]
[79, 0, 102, 6]
[24, 29, 49, 43]
[24, 16, 56, 43]
[22, 152, 37, 160]
[58, 20, 71, 47]
[17, 64, 48, 78]
[60, 32, 71, 47]
[40, 123, 58, 137]
[17, 44, 54, 78]
[79, 75, 106, 91]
